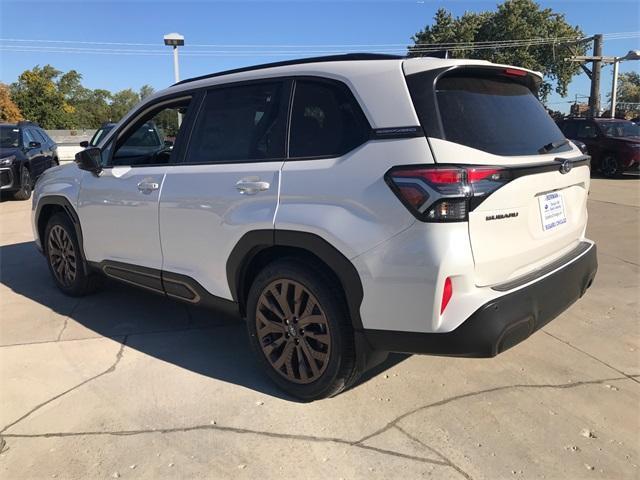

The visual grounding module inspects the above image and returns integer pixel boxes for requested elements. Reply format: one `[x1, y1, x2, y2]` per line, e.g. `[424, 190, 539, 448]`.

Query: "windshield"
[408, 71, 570, 156]
[0, 126, 20, 148]
[599, 121, 640, 138]
[89, 125, 114, 146]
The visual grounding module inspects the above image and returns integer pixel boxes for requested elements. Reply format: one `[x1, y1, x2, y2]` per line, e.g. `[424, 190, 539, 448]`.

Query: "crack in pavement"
[0, 336, 128, 435]
[0, 375, 630, 474]
[1, 422, 450, 468]
[354, 376, 629, 446]
[542, 330, 640, 384]
[0, 323, 233, 349]
[394, 425, 473, 480]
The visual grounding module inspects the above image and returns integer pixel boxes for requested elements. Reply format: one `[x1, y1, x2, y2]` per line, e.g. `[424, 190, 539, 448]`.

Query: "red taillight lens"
[441, 277, 453, 314]
[385, 165, 511, 222]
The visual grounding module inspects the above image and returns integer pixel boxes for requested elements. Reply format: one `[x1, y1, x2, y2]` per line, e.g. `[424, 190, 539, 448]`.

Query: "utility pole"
[588, 34, 603, 118]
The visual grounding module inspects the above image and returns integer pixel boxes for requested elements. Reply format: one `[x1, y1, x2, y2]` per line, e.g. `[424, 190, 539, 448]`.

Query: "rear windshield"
[409, 72, 570, 156]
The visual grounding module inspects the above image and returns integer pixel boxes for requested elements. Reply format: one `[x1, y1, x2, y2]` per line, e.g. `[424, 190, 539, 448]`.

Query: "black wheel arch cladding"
[227, 230, 365, 331]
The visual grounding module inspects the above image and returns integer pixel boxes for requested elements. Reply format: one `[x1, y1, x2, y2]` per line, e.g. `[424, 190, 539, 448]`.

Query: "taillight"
[441, 277, 453, 314]
[385, 165, 512, 222]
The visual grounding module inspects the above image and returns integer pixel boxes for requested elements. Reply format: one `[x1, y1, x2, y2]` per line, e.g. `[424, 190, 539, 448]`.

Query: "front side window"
[186, 82, 286, 164]
[598, 121, 640, 138]
[289, 80, 370, 158]
[22, 129, 36, 147]
[110, 99, 191, 167]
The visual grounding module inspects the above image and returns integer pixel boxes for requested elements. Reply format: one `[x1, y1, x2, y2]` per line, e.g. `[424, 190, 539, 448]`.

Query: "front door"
[159, 80, 289, 299]
[77, 96, 194, 270]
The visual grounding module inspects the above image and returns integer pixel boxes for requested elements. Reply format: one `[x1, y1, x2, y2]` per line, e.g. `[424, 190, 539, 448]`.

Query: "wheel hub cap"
[48, 225, 77, 287]
[256, 279, 331, 384]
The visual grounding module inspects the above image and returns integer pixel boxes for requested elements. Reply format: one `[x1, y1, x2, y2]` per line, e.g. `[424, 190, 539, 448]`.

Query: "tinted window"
[410, 72, 569, 156]
[186, 82, 286, 164]
[0, 126, 20, 148]
[22, 129, 36, 147]
[289, 80, 370, 158]
[576, 122, 598, 139]
[110, 99, 191, 167]
[560, 121, 577, 138]
[31, 129, 47, 145]
[598, 121, 639, 138]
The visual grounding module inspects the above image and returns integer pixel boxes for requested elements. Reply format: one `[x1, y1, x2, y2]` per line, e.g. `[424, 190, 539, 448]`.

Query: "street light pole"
[163, 33, 185, 126]
[610, 59, 619, 118]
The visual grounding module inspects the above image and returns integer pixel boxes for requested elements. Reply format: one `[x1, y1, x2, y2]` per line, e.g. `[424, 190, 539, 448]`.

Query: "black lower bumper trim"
[362, 243, 597, 358]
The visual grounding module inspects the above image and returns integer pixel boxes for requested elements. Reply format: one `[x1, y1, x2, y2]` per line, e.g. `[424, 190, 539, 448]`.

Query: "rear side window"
[408, 71, 569, 156]
[289, 80, 370, 158]
[186, 81, 286, 164]
[560, 121, 577, 138]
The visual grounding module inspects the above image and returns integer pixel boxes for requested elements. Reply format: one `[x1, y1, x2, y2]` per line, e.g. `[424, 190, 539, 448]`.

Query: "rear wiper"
[538, 138, 569, 154]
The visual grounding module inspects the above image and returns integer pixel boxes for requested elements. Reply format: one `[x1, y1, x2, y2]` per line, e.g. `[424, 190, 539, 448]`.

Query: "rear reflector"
[441, 277, 453, 314]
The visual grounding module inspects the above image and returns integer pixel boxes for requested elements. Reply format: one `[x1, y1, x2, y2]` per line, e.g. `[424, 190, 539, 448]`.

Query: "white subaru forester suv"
[32, 54, 597, 400]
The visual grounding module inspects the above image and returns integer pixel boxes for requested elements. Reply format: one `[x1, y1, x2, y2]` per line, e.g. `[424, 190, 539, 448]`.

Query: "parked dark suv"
[0, 121, 59, 200]
[558, 118, 640, 177]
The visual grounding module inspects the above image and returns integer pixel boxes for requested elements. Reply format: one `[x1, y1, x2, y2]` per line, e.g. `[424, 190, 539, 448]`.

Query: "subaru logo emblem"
[560, 160, 573, 174]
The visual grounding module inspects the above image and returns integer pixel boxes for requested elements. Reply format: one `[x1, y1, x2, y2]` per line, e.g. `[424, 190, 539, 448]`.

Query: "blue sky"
[0, 0, 638, 113]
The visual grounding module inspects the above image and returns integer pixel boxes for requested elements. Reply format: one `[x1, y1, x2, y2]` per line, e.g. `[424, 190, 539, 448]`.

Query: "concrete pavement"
[0, 177, 638, 479]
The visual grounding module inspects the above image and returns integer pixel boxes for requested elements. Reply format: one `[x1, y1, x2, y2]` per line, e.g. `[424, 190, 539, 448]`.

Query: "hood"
[0, 147, 20, 158]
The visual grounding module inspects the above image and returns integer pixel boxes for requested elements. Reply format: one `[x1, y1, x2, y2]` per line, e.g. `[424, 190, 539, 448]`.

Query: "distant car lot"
[0, 176, 638, 479]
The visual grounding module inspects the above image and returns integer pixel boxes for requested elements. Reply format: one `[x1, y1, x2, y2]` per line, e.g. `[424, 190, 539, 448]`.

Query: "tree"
[139, 84, 155, 100]
[0, 83, 23, 122]
[110, 89, 140, 122]
[409, 0, 587, 99]
[609, 72, 640, 116]
[10, 65, 68, 128]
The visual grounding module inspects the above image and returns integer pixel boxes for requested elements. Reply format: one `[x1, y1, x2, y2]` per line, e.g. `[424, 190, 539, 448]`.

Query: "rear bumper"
[362, 242, 597, 357]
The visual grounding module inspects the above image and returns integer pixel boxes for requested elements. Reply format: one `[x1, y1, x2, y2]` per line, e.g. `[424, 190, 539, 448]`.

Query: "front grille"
[0, 169, 13, 188]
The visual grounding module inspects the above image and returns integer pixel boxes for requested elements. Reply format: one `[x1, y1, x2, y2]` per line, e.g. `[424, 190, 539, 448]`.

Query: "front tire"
[44, 213, 101, 296]
[601, 154, 622, 178]
[246, 259, 359, 400]
[12, 166, 32, 200]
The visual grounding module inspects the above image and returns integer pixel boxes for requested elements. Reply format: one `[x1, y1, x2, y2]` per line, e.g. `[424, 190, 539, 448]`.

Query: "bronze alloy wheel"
[256, 279, 331, 384]
[48, 225, 77, 287]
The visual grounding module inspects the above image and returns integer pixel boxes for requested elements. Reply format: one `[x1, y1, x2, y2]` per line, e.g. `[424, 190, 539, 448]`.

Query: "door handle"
[137, 181, 160, 193]
[235, 178, 270, 195]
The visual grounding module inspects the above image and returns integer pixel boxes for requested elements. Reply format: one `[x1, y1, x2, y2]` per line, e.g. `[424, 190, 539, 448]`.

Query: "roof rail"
[173, 53, 404, 86]
[17, 120, 39, 127]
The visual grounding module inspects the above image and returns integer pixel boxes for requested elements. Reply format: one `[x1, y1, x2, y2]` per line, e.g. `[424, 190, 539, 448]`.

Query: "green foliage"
[611, 72, 640, 115]
[10, 65, 68, 128]
[409, 0, 587, 99]
[8, 66, 158, 128]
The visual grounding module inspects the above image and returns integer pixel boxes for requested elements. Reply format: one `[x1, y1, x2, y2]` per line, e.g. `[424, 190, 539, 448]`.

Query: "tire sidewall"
[601, 154, 620, 178]
[44, 213, 89, 296]
[13, 166, 32, 200]
[246, 260, 355, 401]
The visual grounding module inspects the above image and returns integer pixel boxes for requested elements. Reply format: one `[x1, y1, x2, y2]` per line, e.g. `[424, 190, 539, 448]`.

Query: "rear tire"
[44, 213, 102, 296]
[12, 166, 32, 201]
[601, 154, 622, 178]
[246, 259, 359, 401]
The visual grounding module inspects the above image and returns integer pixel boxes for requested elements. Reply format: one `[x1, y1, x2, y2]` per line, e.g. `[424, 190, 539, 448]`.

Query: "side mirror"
[28, 141, 41, 149]
[80, 140, 89, 148]
[75, 147, 102, 176]
[164, 140, 174, 148]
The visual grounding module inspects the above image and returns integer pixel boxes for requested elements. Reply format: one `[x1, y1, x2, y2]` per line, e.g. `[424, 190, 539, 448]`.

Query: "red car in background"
[558, 118, 640, 178]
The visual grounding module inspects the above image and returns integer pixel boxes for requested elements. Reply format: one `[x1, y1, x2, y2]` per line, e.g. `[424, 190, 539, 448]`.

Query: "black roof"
[174, 53, 404, 87]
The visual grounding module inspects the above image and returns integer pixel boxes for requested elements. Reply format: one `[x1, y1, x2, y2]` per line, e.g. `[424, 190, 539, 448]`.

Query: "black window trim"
[97, 74, 403, 170]
[102, 92, 199, 169]
[178, 77, 293, 166]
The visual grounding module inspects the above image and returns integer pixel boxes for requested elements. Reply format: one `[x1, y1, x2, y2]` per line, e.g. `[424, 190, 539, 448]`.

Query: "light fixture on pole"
[163, 33, 185, 125]
[610, 50, 640, 118]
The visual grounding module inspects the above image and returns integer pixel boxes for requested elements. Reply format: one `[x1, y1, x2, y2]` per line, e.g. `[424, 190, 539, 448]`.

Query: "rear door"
[406, 66, 590, 286]
[159, 80, 289, 299]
